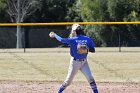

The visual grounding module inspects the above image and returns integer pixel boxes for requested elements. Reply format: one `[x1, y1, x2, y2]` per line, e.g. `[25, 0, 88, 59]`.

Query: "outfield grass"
[0, 48, 140, 83]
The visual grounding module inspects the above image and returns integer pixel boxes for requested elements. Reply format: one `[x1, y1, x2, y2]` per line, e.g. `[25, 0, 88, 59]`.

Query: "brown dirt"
[0, 81, 140, 93]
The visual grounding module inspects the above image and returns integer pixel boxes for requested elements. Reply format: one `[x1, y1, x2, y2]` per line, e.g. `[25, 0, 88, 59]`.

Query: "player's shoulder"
[68, 36, 78, 41]
[82, 35, 94, 43]
[81, 35, 91, 39]
[70, 36, 78, 39]
[84, 35, 89, 38]
[70, 35, 90, 40]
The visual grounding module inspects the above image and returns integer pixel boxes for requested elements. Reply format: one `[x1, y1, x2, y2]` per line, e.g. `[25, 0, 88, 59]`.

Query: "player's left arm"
[88, 39, 96, 53]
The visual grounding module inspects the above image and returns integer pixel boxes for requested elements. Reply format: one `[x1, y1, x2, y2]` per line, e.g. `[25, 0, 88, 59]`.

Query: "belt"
[73, 58, 86, 61]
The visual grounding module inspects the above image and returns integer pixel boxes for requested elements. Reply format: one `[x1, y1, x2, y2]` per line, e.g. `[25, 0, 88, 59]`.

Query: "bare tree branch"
[21, 0, 31, 11]
[23, 1, 31, 13]
[6, 0, 18, 21]
[11, 0, 18, 12]
[6, 0, 38, 22]
[21, 0, 27, 10]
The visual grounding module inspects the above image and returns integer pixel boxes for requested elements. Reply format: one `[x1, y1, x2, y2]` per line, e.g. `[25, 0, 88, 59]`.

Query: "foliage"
[0, 0, 10, 22]
[31, 0, 74, 22]
[73, 0, 140, 46]
[107, 0, 140, 46]
[0, 0, 140, 47]
[0, 0, 6, 10]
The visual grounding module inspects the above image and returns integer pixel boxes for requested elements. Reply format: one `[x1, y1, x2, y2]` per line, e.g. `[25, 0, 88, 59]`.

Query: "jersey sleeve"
[88, 38, 96, 48]
[54, 34, 72, 44]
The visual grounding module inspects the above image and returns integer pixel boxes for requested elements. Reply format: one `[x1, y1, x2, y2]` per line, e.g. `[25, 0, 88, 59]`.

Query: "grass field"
[0, 47, 140, 83]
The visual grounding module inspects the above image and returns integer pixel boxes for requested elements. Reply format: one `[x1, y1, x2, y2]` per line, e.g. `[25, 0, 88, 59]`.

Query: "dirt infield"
[0, 81, 140, 93]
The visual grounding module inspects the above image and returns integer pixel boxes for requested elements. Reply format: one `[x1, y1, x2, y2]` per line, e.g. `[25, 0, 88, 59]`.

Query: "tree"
[75, 0, 110, 46]
[32, 0, 75, 22]
[107, 0, 140, 46]
[0, 0, 10, 22]
[0, 0, 6, 10]
[6, 0, 39, 48]
[73, 0, 140, 46]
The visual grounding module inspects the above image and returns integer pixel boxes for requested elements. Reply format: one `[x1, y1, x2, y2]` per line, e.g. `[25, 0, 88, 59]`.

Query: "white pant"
[62, 57, 95, 87]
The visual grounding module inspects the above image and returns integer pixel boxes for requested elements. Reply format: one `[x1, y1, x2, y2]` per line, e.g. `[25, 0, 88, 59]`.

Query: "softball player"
[49, 24, 98, 93]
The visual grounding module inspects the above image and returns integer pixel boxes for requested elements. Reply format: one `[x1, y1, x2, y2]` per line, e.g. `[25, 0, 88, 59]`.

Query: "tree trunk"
[16, 0, 23, 48]
[16, 26, 23, 48]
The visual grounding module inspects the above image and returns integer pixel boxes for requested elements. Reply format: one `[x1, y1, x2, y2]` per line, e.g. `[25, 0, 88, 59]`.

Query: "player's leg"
[80, 61, 98, 93]
[58, 58, 81, 93]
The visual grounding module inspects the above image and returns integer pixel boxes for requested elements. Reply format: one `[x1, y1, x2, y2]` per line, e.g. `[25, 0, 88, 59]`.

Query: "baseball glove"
[77, 44, 88, 54]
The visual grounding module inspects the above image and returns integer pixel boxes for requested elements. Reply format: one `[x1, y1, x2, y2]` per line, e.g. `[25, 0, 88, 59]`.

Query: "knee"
[62, 80, 72, 88]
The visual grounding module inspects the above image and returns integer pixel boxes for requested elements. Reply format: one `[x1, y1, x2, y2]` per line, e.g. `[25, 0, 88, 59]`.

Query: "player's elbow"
[61, 38, 69, 44]
[89, 47, 95, 53]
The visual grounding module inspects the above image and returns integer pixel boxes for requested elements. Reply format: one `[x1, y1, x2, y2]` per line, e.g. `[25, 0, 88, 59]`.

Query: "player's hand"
[49, 32, 55, 38]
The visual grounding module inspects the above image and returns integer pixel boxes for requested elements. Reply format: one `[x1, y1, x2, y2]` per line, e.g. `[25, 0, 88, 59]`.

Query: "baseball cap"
[72, 24, 81, 31]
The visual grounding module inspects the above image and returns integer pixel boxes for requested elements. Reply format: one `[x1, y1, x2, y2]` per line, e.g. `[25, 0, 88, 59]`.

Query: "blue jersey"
[54, 34, 95, 59]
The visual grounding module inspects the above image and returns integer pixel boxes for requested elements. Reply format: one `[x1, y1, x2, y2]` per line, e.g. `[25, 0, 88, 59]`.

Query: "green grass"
[0, 47, 140, 83]
[88, 52, 140, 82]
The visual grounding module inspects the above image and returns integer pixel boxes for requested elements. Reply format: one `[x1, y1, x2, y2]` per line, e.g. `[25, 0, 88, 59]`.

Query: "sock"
[90, 81, 98, 93]
[58, 85, 65, 93]
[93, 89, 98, 93]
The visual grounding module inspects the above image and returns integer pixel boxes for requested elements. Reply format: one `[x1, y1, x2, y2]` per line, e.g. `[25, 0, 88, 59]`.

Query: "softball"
[50, 31, 54, 34]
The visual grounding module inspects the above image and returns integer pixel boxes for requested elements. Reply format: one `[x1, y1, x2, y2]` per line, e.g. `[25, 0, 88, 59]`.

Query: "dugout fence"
[0, 22, 140, 53]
